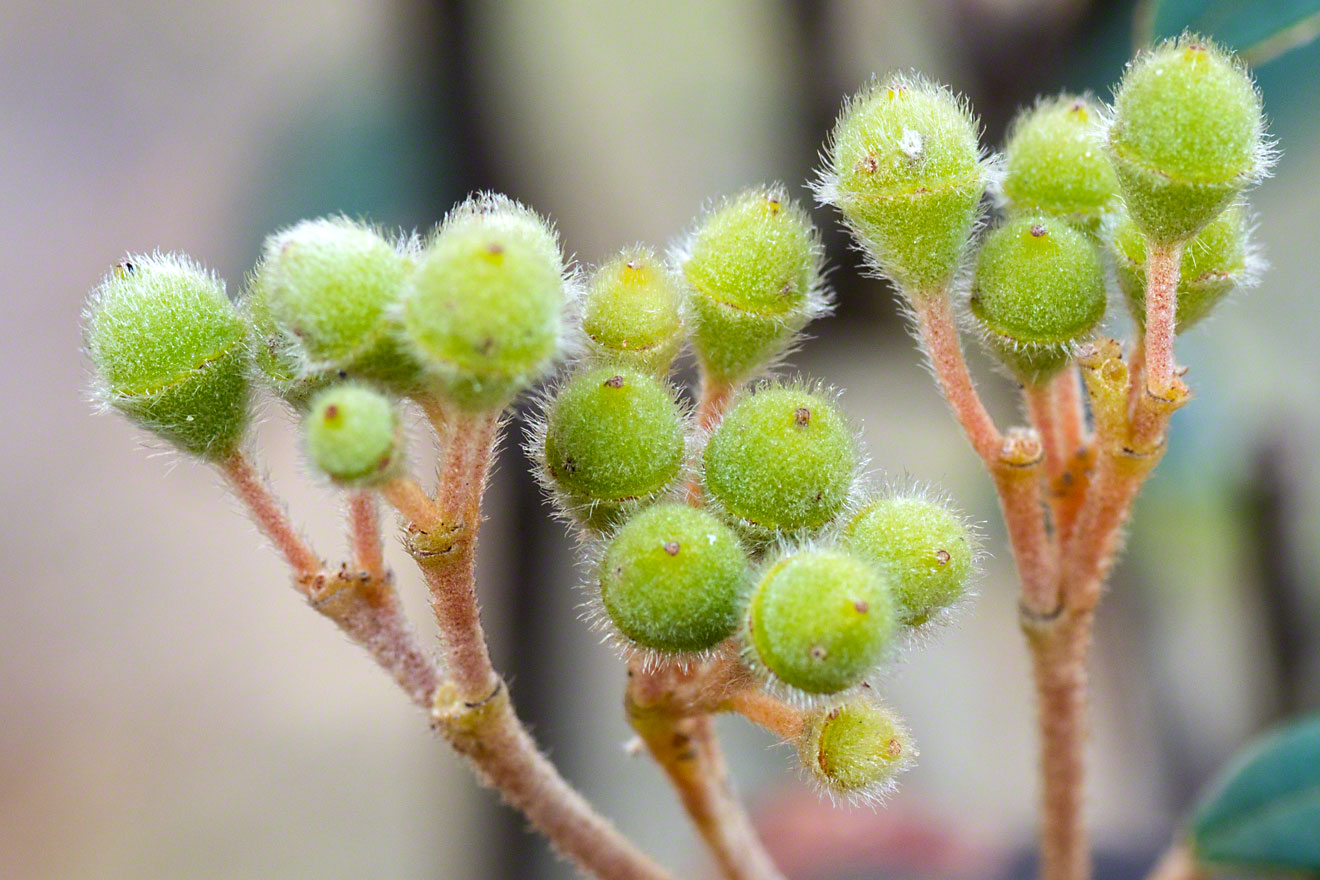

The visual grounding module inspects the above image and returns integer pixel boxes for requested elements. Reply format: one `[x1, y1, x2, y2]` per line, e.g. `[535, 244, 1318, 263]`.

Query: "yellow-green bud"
[800, 698, 915, 798]
[1001, 95, 1119, 231]
[241, 272, 334, 410]
[582, 247, 684, 375]
[302, 383, 402, 487]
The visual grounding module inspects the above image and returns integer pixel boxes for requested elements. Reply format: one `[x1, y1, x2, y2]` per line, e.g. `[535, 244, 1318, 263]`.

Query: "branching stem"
[220, 449, 322, 588]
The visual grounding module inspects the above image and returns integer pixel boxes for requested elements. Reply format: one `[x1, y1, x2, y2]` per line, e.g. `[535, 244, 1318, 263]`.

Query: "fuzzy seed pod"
[598, 503, 749, 654]
[799, 698, 915, 798]
[970, 215, 1107, 384]
[702, 384, 856, 539]
[745, 548, 896, 695]
[402, 193, 567, 410]
[582, 247, 684, 375]
[680, 185, 826, 382]
[302, 383, 402, 487]
[1107, 34, 1269, 244]
[820, 74, 987, 293]
[242, 273, 334, 410]
[85, 254, 251, 459]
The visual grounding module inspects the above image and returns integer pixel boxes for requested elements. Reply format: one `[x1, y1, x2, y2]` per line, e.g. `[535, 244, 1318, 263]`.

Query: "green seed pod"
[1111, 203, 1255, 332]
[541, 365, 686, 528]
[702, 385, 856, 539]
[85, 254, 251, 459]
[680, 185, 825, 382]
[598, 503, 749, 654]
[845, 493, 976, 627]
[582, 247, 683, 375]
[402, 193, 567, 410]
[970, 215, 1107, 384]
[745, 548, 896, 695]
[241, 272, 334, 410]
[1001, 95, 1119, 232]
[800, 698, 915, 798]
[1107, 34, 1268, 244]
[820, 74, 987, 293]
[302, 383, 402, 487]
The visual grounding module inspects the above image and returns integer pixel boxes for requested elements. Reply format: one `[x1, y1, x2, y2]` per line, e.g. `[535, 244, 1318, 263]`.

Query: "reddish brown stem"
[1141, 241, 1185, 399]
[913, 291, 1003, 463]
[220, 450, 322, 588]
[348, 490, 386, 584]
[1025, 383, 1065, 482]
[726, 689, 806, 741]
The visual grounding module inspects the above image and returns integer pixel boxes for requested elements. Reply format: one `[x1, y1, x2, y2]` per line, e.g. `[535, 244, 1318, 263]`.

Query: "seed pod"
[401, 194, 567, 410]
[85, 254, 251, 459]
[745, 548, 896, 695]
[845, 493, 976, 627]
[680, 185, 825, 382]
[1111, 203, 1254, 332]
[970, 215, 1107, 384]
[1001, 95, 1119, 232]
[1107, 34, 1269, 244]
[541, 365, 686, 529]
[800, 698, 915, 798]
[598, 503, 749, 654]
[303, 383, 402, 487]
[241, 272, 334, 410]
[820, 74, 987, 293]
[702, 384, 856, 539]
[582, 247, 683, 375]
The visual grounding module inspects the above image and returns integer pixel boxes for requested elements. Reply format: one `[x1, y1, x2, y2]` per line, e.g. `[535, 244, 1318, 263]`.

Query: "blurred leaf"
[1190, 714, 1320, 874]
[1132, 0, 1320, 65]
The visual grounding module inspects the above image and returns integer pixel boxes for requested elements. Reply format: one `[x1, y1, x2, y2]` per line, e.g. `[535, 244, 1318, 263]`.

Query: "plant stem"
[348, 490, 386, 585]
[913, 290, 1003, 463]
[1025, 382, 1065, 482]
[220, 449, 322, 588]
[725, 689, 806, 741]
[1141, 241, 1185, 399]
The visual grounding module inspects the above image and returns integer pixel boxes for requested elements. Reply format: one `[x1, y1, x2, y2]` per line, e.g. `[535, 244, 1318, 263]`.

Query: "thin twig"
[912, 291, 1003, 463]
[219, 449, 322, 588]
[726, 688, 806, 741]
[348, 490, 386, 584]
[1141, 241, 1185, 400]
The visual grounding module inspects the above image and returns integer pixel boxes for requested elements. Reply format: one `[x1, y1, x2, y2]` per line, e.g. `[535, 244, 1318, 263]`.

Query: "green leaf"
[1133, 0, 1320, 66]
[1190, 714, 1320, 874]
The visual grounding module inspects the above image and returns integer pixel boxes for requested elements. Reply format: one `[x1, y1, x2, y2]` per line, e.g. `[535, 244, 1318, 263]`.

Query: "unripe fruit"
[542, 365, 686, 527]
[1111, 203, 1252, 332]
[582, 247, 683, 375]
[1107, 34, 1267, 244]
[303, 383, 402, 487]
[681, 185, 824, 381]
[242, 274, 333, 409]
[85, 254, 251, 459]
[1001, 95, 1119, 231]
[845, 494, 976, 627]
[599, 503, 748, 653]
[800, 698, 915, 797]
[402, 193, 566, 410]
[821, 74, 987, 292]
[703, 385, 856, 538]
[970, 215, 1107, 383]
[746, 548, 896, 695]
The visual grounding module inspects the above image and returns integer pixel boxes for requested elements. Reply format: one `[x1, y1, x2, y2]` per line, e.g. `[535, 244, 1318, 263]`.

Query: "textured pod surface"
[242, 274, 334, 409]
[599, 503, 748, 653]
[846, 494, 975, 627]
[822, 75, 986, 292]
[746, 548, 896, 694]
[1001, 95, 1118, 230]
[1107, 35, 1266, 243]
[581, 247, 683, 374]
[703, 385, 856, 537]
[303, 383, 401, 486]
[85, 254, 251, 459]
[402, 194, 566, 410]
[800, 698, 914, 796]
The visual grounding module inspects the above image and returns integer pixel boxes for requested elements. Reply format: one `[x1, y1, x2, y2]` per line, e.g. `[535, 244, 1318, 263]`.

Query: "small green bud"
[303, 383, 402, 487]
[241, 272, 334, 409]
[820, 74, 987, 292]
[1107, 34, 1268, 244]
[745, 548, 896, 695]
[85, 254, 251, 459]
[1111, 203, 1254, 332]
[598, 503, 748, 654]
[402, 194, 566, 410]
[681, 185, 825, 382]
[582, 247, 684, 375]
[800, 698, 915, 798]
[702, 384, 856, 539]
[1001, 95, 1119, 231]
[845, 494, 976, 627]
[970, 215, 1107, 384]
[542, 365, 686, 527]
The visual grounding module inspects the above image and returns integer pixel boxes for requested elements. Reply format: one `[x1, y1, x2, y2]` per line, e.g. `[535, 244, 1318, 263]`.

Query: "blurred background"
[3, 1, 1318, 878]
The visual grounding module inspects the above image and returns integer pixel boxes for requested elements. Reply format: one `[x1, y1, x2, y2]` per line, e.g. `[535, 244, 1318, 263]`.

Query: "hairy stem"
[1141, 241, 1185, 399]
[1025, 382, 1065, 483]
[220, 449, 322, 587]
[348, 490, 386, 584]
[913, 289, 1004, 462]
[725, 688, 806, 741]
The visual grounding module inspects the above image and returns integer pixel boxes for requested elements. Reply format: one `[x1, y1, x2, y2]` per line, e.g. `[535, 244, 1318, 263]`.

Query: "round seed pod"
[598, 503, 749, 654]
[845, 494, 976, 627]
[702, 385, 856, 539]
[241, 273, 334, 410]
[85, 254, 251, 460]
[582, 247, 683, 375]
[970, 215, 1107, 384]
[681, 185, 824, 382]
[303, 383, 402, 487]
[1001, 95, 1119, 232]
[542, 365, 686, 528]
[745, 548, 896, 695]
[799, 698, 915, 798]
[1107, 34, 1268, 244]
[401, 194, 567, 410]
[820, 74, 987, 293]
[1111, 203, 1252, 332]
